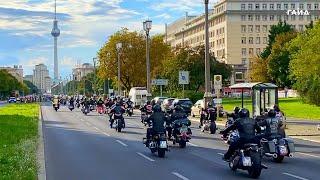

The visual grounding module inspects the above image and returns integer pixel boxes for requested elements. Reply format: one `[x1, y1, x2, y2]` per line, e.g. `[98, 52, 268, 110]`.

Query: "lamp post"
[116, 43, 122, 96]
[204, 0, 212, 108]
[93, 57, 97, 95]
[69, 74, 73, 95]
[143, 19, 152, 96]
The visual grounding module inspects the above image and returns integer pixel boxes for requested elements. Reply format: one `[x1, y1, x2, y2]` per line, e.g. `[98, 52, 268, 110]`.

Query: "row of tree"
[250, 21, 320, 105]
[0, 70, 32, 99]
[96, 28, 232, 98]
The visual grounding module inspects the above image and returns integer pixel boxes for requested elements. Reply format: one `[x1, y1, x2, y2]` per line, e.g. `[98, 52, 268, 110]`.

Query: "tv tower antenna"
[51, 0, 60, 84]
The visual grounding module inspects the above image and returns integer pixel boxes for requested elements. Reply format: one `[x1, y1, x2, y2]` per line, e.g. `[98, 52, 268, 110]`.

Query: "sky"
[0, 0, 217, 79]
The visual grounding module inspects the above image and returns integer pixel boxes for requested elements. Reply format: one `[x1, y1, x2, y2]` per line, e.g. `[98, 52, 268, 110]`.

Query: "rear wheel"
[248, 152, 262, 179]
[158, 149, 166, 158]
[179, 141, 186, 148]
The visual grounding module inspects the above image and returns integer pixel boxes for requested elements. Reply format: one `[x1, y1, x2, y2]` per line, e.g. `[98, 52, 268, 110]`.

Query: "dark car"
[173, 99, 193, 115]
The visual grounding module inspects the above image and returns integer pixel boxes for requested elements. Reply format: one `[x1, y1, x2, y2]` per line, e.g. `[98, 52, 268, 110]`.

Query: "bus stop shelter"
[229, 82, 278, 117]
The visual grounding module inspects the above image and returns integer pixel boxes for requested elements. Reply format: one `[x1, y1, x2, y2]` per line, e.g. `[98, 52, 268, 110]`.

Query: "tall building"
[33, 64, 51, 93]
[0, 65, 23, 82]
[72, 63, 94, 81]
[51, 0, 60, 84]
[166, 0, 318, 83]
[24, 75, 33, 82]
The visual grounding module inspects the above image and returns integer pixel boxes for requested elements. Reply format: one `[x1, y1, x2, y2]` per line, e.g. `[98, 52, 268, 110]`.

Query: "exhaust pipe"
[273, 153, 278, 158]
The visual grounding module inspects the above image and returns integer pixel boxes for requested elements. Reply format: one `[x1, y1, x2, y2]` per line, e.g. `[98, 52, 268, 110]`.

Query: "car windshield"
[179, 100, 193, 107]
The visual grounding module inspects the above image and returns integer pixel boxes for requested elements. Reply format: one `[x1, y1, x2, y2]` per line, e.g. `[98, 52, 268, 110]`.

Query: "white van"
[129, 87, 148, 107]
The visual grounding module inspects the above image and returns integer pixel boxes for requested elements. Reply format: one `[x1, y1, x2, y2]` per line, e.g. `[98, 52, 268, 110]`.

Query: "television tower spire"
[51, 0, 60, 84]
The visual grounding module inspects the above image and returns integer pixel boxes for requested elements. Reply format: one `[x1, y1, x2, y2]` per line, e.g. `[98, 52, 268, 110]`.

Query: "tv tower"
[51, 0, 60, 84]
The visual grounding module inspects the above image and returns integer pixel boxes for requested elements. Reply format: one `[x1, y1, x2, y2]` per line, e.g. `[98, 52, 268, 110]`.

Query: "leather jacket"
[222, 117, 261, 141]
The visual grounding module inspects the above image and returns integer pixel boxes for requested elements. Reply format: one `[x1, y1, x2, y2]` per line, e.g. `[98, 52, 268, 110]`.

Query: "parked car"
[8, 97, 17, 103]
[173, 99, 193, 115]
[152, 97, 167, 105]
[191, 99, 205, 117]
[161, 98, 175, 112]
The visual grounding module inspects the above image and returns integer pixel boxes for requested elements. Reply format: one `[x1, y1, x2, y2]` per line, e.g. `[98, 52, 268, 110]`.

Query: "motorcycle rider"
[69, 97, 75, 107]
[220, 108, 261, 161]
[52, 95, 60, 109]
[145, 104, 168, 146]
[109, 101, 125, 128]
[170, 105, 191, 137]
[140, 100, 153, 123]
[258, 109, 284, 140]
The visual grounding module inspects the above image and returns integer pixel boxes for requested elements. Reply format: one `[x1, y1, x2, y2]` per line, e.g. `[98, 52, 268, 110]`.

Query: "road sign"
[152, 79, 168, 86]
[213, 98, 222, 104]
[179, 71, 189, 84]
[214, 75, 222, 89]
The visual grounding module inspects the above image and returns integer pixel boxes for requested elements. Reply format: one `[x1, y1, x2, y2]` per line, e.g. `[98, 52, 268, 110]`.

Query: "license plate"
[159, 141, 167, 148]
[242, 157, 252, 167]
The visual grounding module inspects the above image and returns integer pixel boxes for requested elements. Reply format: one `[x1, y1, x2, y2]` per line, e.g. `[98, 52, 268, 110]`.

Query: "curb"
[37, 106, 46, 180]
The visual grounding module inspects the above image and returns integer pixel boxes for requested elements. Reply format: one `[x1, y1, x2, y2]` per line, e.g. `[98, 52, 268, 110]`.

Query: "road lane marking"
[297, 152, 320, 159]
[80, 119, 84, 122]
[217, 153, 224, 156]
[85, 122, 91, 126]
[187, 142, 198, 147]
[137, 152, 155, 162]
[103, 132, 110, 136]
[116, 140, 128, 147]
[94, 127, 100, 131]
[172, 172, 190, 180]
[283, 173, 309, 180]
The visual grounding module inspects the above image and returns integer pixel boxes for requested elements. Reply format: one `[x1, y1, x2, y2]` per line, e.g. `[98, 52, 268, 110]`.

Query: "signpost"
[214, 75, 222, 119]
[152, 79, 168, 97]
[179, 71, 189, 98]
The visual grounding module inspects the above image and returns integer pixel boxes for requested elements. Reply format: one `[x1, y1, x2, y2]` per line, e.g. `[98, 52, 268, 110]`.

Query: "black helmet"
[234, 106, 240, 114]
[174, 105, 183, 112]
[207, 102, 213, 108]
[268, 109, 276, 118]
[153, 104, 161, 112]
[273, 105, 280, 112]
[146, 100, 151, 105]
[239, 108, 250, 118]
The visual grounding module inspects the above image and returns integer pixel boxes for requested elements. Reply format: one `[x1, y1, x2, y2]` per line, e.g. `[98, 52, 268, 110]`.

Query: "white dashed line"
[116, 140, 128, 147]
[297, 152, 320, 159]
[283, 173, 310, 180]
[103, 132, 110, 137]
[137, 152, 155, 162]
[172, 172, 190, 180]
[94, 127, 100, 131]
[217, 153, 224, 156]
[80, 119, 84, 122]
[187, 142, 198, 147]
[85, 122, 91, 126]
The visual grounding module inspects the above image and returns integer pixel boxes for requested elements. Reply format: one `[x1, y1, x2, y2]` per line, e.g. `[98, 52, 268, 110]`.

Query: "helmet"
[273, 105, 280, 112]
[174, 105, 183, 112]
[146, 100, 151, 105]
[153, 104, 161, 112]
[239, 108, 250, 118]
[233, 106, 240, 114]
[207, 102, 213, 108]
[268, 109, 276, 118]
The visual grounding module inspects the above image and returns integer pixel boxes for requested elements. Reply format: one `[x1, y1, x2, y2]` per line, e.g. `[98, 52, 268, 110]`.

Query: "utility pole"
[143, 20, 152, 97]
[116, 43, 122, 96]
[204, 0, 212, 108]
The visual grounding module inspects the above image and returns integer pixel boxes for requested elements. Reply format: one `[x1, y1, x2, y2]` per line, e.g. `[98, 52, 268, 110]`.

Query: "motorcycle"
[114, 113, 125, 132]
[89, 104, 95, 111]
[69, 104, 75, 111]
[53, 103, 59, 112]
[260, 137, 294, 163]
[201, 119, 217, 134]
[97, 105, 105, 114]
[143, 132, 168, 158]
[76, 102, 80, 108]
[228, 143, 267, 178]
[141, 112, 152, 126]
[82, 106, 90, 115]
[126, 106, 133, 116]
[172, 118, 192, 148]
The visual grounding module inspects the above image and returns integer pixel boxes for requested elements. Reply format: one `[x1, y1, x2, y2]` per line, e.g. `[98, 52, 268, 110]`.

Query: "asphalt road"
[42, 104, 320, 180]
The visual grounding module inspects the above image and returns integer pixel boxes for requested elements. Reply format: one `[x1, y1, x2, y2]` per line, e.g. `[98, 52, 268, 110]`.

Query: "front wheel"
[117, 126, 122, 132]
[158, 148, 166, 158]
[210, 122, 216, 134]
[179, 141, 186, 148]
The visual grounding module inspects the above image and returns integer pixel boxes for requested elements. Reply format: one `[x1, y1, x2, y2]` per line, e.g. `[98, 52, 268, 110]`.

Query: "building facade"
[24, 75, 33, 82]
[166, 0, 319, 83]
[33, 64, 51, 93]
[0, 65, 23, 82]
[72, 63, 94, 81]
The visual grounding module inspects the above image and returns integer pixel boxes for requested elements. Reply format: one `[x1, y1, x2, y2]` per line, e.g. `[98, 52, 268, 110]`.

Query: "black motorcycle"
[172, 118, 192, 148]
[228, 143, 267, 178]
[126, 106, 133, 116]
[144, 132, 168, 158]
[82, 106, 90, 115]
[53, 103, 59, 112]
[69, 104, 75, 111]
[114, 113, 125, 132]
[261, 137, 294, 163]
[76, 102, 80, 108]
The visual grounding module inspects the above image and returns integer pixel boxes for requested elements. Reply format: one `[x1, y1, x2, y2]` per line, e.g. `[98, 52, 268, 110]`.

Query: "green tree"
[261, 21, 294, 59]
[289, 21, 320, 105]
[267, 31, 297, 87]
[0, 70, 27, 98]
[23, 80, 38, 94]
[249, 56, 270, 82]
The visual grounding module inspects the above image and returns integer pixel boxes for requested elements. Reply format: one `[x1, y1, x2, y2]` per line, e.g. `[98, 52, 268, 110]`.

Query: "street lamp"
[143, 19, 152, 96]
[116, 42, 122, 96]
[204, 0, 212, 108]
[93, 57, 97, 95]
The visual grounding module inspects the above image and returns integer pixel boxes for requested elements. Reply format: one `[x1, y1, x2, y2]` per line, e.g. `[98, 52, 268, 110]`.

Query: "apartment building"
[33, 64, 51, 93]
[72, 63, 94, 81]
[0, 65, 23, 82]
[166, 0, 319, 84]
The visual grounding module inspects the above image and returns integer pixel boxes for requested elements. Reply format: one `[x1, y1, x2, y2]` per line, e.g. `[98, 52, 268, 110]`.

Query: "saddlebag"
[261, 140, 276, 153]
[283, 138, 295, 153]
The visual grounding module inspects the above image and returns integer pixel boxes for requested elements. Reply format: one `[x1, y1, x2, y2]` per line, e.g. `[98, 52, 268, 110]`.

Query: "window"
[315, 15, 319, 20]
[315, 4, 319, 10]
[248, 25, 253, 33]
[241, 37, 246, 44]
[255, 15, 260, 21]
[241, 15, 246, 21]
[284, 15, 289, 21]
[256, 25, 260, 32]
[263, 37, 267, 44]
[262, 4, 267, 10]
[242, 48, 247, 56]
[249, 37, 253, 44]
[284, 4, 288, 10]
[270, 4, 274, 10]
[249, 48, 254, 55]
[291, 15, 295, 21]
[242, 58, 247, 65]
[241, 25, 246, 33]
[270, 15, 274, 21]
[277, 15, 281, 21]
[307, 15, 311, 21]
[299, 25, 304, 32]
[256, 48, 261, 55]
[291, 3, 295, 9]
[255, 4, 260, 10]
[235, 72, 244, 80]
[262, 15, 268, 21]
[248, 4, 253, 10]
[307, 4, 312, 10]
[299, 4, 304, 9]
[256, 37, 260, 44]
[277, 4, 281, 10]
[241, 4, 246, 10]
[299, 16, 304, 21]
[248, 15, 253, 21]
[263, 25, 268, 32]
